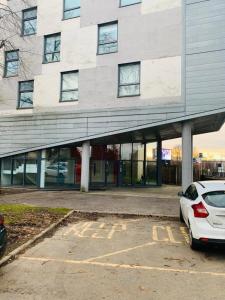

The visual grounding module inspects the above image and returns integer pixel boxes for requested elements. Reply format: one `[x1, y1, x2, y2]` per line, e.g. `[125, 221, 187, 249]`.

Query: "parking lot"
[0, 216, 225, 300]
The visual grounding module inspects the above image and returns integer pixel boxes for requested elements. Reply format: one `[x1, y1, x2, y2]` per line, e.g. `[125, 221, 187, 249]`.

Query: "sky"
[163, 123, 225, 160]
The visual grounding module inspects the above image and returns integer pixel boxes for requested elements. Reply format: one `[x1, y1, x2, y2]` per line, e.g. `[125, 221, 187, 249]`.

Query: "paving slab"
[0, 186, 180, 217]
[0, 216, 225, 300]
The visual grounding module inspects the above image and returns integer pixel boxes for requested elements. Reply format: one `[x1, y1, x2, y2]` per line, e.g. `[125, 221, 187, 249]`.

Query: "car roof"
[195, 181, 225, 193]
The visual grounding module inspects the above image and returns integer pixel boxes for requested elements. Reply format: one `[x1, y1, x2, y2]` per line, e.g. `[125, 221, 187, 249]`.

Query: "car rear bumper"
[190, 218, 225, 241]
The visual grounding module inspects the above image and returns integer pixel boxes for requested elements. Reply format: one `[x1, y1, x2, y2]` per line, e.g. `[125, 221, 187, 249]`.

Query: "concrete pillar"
[182, 121, 193, 192]
[157, 139, 162, 186]
[80, 140, 90, 192]
[40, 149, 46, 189]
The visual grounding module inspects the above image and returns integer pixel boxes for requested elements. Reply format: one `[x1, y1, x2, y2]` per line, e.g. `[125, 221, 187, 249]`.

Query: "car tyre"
[179, 207, 185, 223]
[189, 226, 200, 251]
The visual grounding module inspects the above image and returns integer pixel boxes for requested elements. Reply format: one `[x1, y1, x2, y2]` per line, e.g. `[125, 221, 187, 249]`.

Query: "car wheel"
[179, 207, 184, 223]
[189, 226, 200, 251]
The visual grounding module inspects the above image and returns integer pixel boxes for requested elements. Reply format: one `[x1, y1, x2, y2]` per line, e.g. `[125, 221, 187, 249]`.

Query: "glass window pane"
[19, 92, 33, 108]
[45, 36, 61, 52]
[98, 43, 118, 55]
[6, 51, 18, 61]
[23, 8, 37, 19]
[99, 23, 117, 45]
[20, 81, 33, 92]
[62, 72, 78, 90]
[6, 61, 18, 76]
[133, 143, 144, 161]
[61, 91, 78, 101]
[64, 8, 80, 19]
[121, 144, 132, 160]
[119, 84, 140, 97]
[121, 0, 141, 6]
[98, 23, 118, 54]
[24, 19, 37, 35]
[65, 0, 80, 10]
[120, 64, 140, 85]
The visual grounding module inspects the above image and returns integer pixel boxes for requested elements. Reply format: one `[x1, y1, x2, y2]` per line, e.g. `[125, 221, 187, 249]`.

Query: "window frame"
[18, 80, 34, 109]
[22, 6, 37, 36]
[97, 21, 118, 55]
[118, 62, 141, 98]
[60, 70, 79, 102]
[4, 50, 19, 78]
[120, 0, 142, 8]
[63, 0, 81, 20]
[43, 33, 61, 64]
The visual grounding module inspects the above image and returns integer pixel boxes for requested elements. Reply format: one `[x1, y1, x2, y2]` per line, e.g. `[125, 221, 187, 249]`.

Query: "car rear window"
[202, 191, 225, 208]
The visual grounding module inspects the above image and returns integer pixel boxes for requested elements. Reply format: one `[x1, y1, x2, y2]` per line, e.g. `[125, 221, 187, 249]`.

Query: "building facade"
[0, 0, 224, 191]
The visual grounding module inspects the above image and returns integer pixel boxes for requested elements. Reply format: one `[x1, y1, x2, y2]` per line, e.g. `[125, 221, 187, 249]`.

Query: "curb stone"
[72, 210, 179, 221]
[0, 209, 75, 268]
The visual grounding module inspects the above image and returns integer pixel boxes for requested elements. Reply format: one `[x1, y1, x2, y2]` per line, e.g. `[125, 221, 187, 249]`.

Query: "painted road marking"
[180, 227, 190, 244]
[85, 242, 156, 262]
[152, 226, 182, 244]
[63, 221, 187, 243]
[21, 256, 225, 278]
[63, 221, 127, 239]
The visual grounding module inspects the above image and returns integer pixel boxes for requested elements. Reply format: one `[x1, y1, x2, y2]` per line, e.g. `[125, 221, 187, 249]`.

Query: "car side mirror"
[178, 191, 184, 197]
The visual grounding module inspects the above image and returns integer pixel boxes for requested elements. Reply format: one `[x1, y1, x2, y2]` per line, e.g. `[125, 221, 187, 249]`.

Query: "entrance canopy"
[0, 105, 224, 158]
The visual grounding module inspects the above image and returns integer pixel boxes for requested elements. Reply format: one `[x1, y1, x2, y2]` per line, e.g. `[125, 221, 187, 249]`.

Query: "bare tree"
[0, 0, 34, 73]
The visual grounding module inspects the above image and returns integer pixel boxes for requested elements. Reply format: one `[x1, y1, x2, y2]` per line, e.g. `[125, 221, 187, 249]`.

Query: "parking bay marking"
[21, 256, 225, 278]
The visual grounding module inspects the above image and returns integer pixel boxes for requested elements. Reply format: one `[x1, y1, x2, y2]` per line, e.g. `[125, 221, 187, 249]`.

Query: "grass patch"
[0, 204, 69, 225]
[0, 204, 70, 255]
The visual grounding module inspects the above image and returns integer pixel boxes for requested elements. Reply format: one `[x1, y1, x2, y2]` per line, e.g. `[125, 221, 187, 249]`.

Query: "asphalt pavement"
[0, 216, 225, 300]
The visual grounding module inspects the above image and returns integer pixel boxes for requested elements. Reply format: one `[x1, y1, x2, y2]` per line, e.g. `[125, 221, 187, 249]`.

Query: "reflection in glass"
[98, 22, 118, 54]
[64, 0, 80, 19]
[119, 63, 140, 97]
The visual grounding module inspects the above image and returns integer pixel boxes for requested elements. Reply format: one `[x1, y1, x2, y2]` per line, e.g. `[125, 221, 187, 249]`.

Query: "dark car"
[0, 214, 7, 259]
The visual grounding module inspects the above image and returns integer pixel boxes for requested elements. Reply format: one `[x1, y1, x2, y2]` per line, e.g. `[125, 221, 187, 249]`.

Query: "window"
[98, 22, 118, 55]
[184, 185, 198, 201]
[120, 0, 141, 7]
[64, 0, 80, 19]
[4, 50, 19, 77]
[44, 34, 61, 63]
[18, 81, 34, 108]
[118, 62, 140, 97]
[22, 7, 37, 36]
[60, 71, 79, 102]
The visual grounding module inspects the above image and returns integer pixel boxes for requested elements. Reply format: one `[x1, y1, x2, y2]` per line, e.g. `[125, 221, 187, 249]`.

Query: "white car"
[179, 181, 225, 250]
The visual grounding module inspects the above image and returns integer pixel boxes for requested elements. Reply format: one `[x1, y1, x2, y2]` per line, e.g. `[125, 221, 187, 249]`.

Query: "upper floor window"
[120, 0, 141, 7]
[18, 80, 34, 109]
[4, 50, 19, 77]
[22, 7, 37, 36]
[60, 71, 79, 102]
[64, 0, 80, 19]
[98, 22, 118, 55]
[43, 33, 61, 63]
[118, 62, 141, 97]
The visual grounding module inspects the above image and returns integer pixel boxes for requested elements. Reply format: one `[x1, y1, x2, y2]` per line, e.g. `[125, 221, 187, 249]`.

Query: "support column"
[80, 140, 90, 192]
[182, 121, 193, 192]
[40, 150, 46, 189]
[156, 139, 162, 186]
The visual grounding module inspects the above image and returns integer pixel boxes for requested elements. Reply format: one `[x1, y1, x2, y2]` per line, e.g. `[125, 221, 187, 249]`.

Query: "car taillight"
[192, 202, 209, 218]
[0, 215, 4, 225]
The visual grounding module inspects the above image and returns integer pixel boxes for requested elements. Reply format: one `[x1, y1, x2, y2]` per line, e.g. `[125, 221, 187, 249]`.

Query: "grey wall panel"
[185, 0, 225, 116]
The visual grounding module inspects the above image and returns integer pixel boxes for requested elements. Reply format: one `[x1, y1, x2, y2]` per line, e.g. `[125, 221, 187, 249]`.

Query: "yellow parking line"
[20, 256, 225, 278]
[180, 227, 190, 244]
[84, 242, 156, 262]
